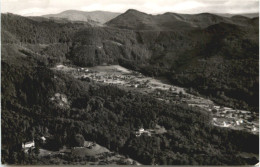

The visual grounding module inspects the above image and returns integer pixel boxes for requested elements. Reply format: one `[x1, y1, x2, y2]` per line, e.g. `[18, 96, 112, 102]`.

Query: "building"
[22, 140, 35, 153]
[252, 126, 257, 132]
[135, 128, 151, 137]
[40, 136, 46, 143]
[22, 140, 35, 149]
[223, 122, 231, 127]
[84, 141, 94, 148]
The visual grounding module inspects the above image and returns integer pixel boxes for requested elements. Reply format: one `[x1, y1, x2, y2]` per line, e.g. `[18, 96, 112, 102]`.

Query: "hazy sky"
[1, 0, 259, 16]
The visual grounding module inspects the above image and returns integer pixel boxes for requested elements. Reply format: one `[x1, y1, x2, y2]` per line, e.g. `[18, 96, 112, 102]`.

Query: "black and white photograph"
[1, 0, 259, 165]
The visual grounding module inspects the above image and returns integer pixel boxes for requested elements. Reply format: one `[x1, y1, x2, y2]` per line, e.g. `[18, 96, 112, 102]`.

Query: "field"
[37, 141, 141, 165]
[71, 144, 109, 157]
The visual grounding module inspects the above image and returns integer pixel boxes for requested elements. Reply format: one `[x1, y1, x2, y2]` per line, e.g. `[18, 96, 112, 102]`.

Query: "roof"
[41, 136, 46, 140]
[24, 141, 34, 145]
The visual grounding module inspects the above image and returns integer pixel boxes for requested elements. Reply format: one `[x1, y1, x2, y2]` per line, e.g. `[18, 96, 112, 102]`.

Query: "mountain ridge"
[42, 10, 121, 24]
[106, 9, 257, 30]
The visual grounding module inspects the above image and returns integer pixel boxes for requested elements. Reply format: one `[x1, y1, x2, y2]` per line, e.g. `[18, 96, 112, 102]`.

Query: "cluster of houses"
[211, 106, 258, 134]
[55, 65, 181, 97]
[186, 95, 258, 134]
[77, 70, 175, 92]
[54, 64, 259, 135]
[73, 67, 151, 89]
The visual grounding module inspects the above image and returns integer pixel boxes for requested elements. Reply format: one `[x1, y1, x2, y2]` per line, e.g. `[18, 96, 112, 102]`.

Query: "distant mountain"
[215, 13, 259, 18]
[43, 10, 121, 24]
[106, 9, 255, 30]
[106, 9, 196, 30]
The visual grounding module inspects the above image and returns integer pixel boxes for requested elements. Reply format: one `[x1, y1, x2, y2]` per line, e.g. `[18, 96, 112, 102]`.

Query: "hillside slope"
[1, 11, 259, 165]
[2, 11, 259, 112]
[106, 10, 259, 111]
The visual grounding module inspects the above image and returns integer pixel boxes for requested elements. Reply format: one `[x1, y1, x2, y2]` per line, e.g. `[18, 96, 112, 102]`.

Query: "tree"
[71, 134, 85, 147]
[34, 146, 40, 155]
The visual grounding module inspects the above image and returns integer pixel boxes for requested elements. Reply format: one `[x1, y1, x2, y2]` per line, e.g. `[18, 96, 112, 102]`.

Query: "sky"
[1, 0, 259, 16]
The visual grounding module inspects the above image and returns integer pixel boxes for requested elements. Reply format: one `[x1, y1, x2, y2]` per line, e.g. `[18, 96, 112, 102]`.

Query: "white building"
[136, 128, 151, 137]
[56, 64, 65, 69]
[40, 136, 46, 143]
[223, 122, 231, 127]
[252, 126, 257, 132]
[22, 140, 35, 149]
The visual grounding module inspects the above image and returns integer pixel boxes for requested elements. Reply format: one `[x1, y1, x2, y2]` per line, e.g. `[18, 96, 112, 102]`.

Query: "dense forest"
[1, 11, 259, 165]
[1, 60, 259, 165]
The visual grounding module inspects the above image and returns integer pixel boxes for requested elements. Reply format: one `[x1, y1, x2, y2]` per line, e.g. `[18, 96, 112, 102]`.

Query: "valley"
[53, 64, 259, 134]
[1, 8, 259, 165]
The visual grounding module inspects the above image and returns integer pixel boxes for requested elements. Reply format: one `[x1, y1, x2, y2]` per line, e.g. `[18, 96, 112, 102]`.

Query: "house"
[61, 95, 68, 103]
[40, 136, 46, 143]
[226, 113, 233, 118]
[22, 140, 35, 149]
[252, 126, 257, 132]
[136, 128, 144, 137]
[135, 128, 152, 137]
[220, 113, 225, 117]
[84, 141, 93, 148]
[135, 133, 141, 137]
[56, 64, 65, 69]
[223, 122, 231, 127]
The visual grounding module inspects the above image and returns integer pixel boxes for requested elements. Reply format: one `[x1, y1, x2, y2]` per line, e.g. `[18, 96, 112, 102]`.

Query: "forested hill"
[1, 11, 259, 165]
[1, 13, 90, 44]
[42, 10, 120, 24]
[106, 9, 258, 30]
[2, 11, 259, 112]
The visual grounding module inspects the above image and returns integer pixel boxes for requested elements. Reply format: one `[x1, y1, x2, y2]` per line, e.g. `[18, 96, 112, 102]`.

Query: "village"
[53, 64, 259, 135]
[211, 106, 259, 134]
